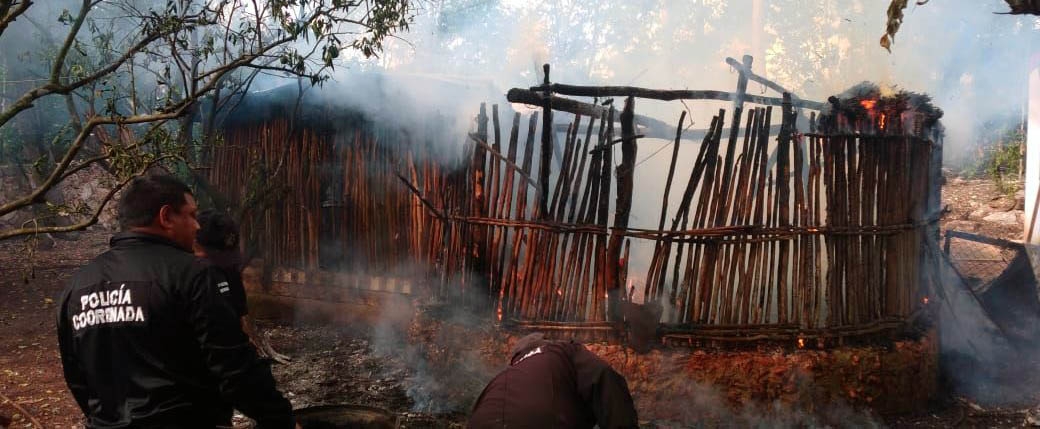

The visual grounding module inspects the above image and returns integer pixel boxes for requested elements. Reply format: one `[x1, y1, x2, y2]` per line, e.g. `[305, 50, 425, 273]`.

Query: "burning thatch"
[818, 81, 944, 137]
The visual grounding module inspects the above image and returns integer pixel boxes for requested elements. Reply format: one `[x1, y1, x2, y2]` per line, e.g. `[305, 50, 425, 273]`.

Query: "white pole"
[1025, 64, 1040, 243]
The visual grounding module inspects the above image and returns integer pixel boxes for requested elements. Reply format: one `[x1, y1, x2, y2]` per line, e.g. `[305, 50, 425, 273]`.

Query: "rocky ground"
[0, 175, 1036, 428]
[940, 175, 1026, 242]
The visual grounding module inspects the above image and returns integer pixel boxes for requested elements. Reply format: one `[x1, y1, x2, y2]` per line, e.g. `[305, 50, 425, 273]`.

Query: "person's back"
[468, 333, 639, 429]
[56, 175, 295, 429]
[195, 209, 248, 318]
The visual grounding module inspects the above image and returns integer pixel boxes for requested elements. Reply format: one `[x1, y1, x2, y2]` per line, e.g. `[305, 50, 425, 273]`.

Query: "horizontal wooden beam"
[508, 88, 791, 142]
[525, 83, 826, 110]
[552, 122, 783, 142]
[507, 88, 676, 134]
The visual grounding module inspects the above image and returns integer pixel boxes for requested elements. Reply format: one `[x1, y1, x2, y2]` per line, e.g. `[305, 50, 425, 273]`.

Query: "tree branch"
[0, 39, 262, 220]
[0, 27, 167, 128]
[0, 0, 32, 40]
[51, 0, 91, 84]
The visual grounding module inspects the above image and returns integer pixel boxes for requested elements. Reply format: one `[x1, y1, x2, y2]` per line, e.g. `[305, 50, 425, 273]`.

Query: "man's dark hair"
[196, 209, 239, 251]
[117, 175, 193, 228]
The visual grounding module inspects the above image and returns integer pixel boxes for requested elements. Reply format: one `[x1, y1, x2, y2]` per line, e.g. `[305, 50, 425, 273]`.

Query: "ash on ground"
[258, 322, 471, 428]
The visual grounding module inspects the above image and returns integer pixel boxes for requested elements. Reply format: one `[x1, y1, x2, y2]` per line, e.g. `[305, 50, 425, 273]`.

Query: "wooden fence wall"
[449, 99, 940, 331]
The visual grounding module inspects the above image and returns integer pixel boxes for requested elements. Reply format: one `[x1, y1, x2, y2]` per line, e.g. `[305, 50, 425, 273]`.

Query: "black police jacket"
[56, 232, 294, 428]
[199, 249, 248, 318]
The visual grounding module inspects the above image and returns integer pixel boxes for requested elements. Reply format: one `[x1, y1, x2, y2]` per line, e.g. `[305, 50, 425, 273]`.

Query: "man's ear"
[157, 205, 174, 229]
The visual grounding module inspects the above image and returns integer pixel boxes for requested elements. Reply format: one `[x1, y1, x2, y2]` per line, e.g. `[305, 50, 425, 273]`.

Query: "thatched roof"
[1004, 0, 1040, 14]
[220, 72, 507, 133]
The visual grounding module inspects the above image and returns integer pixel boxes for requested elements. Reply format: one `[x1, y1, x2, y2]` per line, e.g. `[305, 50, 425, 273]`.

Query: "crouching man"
[56, 175, 297, 428]
[468, 333, 639, 429]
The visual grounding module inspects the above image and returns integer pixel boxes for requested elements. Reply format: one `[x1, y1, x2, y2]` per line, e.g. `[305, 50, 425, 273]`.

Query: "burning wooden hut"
[209, 60, 944, 347]
[207, 56, 946, 417]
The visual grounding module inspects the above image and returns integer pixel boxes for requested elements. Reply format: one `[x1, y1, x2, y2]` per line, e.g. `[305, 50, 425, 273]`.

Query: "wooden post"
[593, 108, 615, 321]
[605, 96, 638, 321]
[579, 112, 608, 321]
[539, 64, 554, 218]
[673, 115, 721, 322]
[496, 112, 522, 320]
[469, 105, 490, 300]
[649, 111, 687, 303]
[507, 114, 539, 318]
[776, 93, 793, 324]
[733, 55, 753, 115]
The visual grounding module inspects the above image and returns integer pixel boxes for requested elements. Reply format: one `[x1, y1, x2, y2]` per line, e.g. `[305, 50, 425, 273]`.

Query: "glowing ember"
[797, 338, 805, 349]
[879, 113, 887, 129]
[859, 99, 877, 110]
[557, 289, 563, 296]
[922, 297, 929, 305]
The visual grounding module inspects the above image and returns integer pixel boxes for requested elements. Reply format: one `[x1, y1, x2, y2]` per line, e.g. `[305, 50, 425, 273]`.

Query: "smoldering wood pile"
[210, 56, 943, 345]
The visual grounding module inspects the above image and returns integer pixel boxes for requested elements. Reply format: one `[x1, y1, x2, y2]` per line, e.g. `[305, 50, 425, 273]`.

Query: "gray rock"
[983, 210, 1020, 226]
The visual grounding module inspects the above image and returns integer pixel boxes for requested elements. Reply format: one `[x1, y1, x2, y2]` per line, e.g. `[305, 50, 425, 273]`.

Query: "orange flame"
[922, 297, 929, 305]
[859, 99, 877, 110]
[879, 113, 887, 130]
[797, 338, 805, 349]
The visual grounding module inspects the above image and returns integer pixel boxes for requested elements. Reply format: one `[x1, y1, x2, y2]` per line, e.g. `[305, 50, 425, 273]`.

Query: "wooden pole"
[734, 108, 762, 324]
[559, 117, 597, 320]
[593, 107, 615, 321]
[674, 116, 720, 322]
[691, 110, 726, 323]
[538, 64, 554, 218]
[510, 114, 539, 317]
[776, 93, 793, 324]
[649, 111, 687, 302]
[525, 83, 827, 110]
[576, 112, 608, 321]
[495, 112, 522, 319]
[792, 111, 809, 326]
[605, 96, 638, 320]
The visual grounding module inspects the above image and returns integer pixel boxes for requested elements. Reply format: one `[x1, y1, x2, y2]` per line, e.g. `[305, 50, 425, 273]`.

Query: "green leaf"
[58, 9, 73, 25]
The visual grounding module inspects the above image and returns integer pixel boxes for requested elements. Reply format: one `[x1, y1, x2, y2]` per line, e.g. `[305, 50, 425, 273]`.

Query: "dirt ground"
[0, 176, 1035, 428]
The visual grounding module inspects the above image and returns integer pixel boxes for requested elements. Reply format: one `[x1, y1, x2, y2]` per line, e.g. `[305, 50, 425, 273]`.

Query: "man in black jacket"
[56, 174, 297, 428]
[194, 209, 291, 363]
[468, 333, 639, 429]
